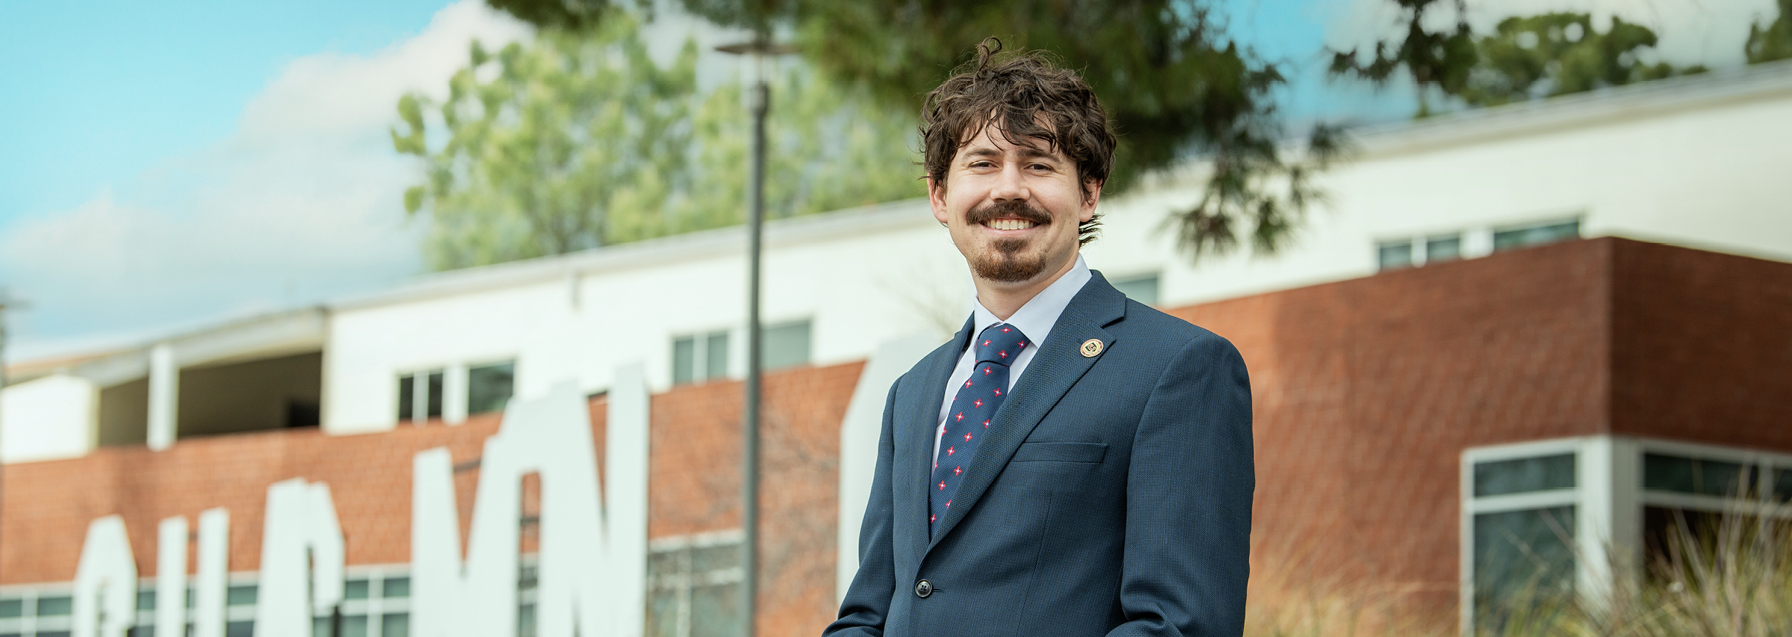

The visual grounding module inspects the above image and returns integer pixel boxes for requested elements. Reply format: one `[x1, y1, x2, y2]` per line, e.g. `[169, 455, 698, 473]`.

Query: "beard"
[964, 199, 1054, 283]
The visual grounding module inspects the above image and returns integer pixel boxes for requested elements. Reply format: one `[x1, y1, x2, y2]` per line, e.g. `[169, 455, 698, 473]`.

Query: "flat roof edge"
[329, 197, 935, 311]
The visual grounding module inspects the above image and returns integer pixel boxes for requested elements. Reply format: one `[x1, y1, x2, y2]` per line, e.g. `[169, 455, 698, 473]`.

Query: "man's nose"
[990, 162, 1030, 202]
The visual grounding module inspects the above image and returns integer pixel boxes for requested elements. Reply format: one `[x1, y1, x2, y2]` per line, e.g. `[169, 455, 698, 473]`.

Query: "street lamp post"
[714, 38, 794, 637]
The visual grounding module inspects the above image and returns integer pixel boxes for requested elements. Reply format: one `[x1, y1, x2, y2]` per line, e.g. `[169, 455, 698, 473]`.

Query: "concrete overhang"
[69, 307, 328, 388]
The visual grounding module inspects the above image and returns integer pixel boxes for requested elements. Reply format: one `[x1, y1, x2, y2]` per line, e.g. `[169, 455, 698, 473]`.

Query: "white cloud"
[0, 1, 531, 361]
[1326, 0, 1780, 67]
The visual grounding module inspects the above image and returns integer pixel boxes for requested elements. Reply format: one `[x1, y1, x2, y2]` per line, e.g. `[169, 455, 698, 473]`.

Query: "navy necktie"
[931, 322, 1029, 536]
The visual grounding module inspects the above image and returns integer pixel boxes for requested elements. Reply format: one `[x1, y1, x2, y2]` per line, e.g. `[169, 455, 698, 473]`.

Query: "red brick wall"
[1168, 238, 1617, 628]
[645, 363, 861, 637]
[0, 410, 506, 584]
[1609, 240, 1792, 451]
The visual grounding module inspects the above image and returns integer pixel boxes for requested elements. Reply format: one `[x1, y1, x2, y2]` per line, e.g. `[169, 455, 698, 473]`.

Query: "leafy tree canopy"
[705, 0, 1345, 258]
[1331, 2, 1703, 116]
[394, 9, 919, 270]
[485, 0, 1343, 260]
[484, 0, 621, 30]
[682, 68, 924, 231]
[393, 12, 696, 269]
[1458, 13, 1703, 108]
[1748, 0, 1792, 64]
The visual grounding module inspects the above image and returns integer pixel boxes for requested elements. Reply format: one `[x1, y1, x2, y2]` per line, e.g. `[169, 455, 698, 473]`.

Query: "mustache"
[965, 199, 1052, 226]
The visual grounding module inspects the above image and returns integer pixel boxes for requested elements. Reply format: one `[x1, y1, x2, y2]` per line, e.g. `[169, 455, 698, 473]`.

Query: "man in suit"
[824, 40, 1255, 637]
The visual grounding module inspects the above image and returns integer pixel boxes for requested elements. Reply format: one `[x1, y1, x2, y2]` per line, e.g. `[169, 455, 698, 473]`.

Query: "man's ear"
[928, 176, 951, 225]
[1079, 178, 1103, 222]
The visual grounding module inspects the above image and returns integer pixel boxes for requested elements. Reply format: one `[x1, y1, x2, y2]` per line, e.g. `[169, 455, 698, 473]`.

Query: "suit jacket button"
[914, 579, 933, 598]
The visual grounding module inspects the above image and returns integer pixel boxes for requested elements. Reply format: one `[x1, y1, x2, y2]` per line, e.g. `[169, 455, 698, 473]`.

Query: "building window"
[673, 331, 730, 385]
[1461, 437, 1792, 634]
[1110, 273, 1161, 306]
[1492, 219, 1580, 252]
[1462, 443, 1581, 634]
[310, 569, 411, 637]
[397, 375, 414, 421]
[397, 369, 445, 423]
[1426, 234, 1462, 263]
[467, 361, 516, 416]
[226, 582, 256, 637]
[3, 571, 412, 637]
[1378, 233, 1463, 271]
[0, 588, 72, 637]
[1638, 445, 1792, 570]
[119, 579, 259, 636]
[1377, 240, 1415, 270]
[762, 320, 812, 371]
[645, 532, 744, 637]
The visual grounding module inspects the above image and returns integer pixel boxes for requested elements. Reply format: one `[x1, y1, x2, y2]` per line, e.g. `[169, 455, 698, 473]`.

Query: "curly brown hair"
[920, 38, 1119, 246]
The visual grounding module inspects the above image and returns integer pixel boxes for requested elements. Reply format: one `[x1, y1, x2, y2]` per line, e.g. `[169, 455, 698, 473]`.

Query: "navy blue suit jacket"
[825, 271, 1254, 637]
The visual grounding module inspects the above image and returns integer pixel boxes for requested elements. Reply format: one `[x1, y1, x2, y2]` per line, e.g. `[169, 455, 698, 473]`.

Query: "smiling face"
[929, 122, 1101, 286]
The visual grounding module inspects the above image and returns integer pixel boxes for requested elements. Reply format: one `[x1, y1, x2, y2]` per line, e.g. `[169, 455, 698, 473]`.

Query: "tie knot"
[973, 323, 1029, 365]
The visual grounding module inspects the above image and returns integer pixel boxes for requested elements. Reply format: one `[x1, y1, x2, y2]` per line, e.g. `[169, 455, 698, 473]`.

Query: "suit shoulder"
[1116, 298, 1237, 353]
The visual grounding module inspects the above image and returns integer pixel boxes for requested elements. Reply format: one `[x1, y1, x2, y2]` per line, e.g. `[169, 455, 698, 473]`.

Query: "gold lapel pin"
[1080, 339, 1103, 358]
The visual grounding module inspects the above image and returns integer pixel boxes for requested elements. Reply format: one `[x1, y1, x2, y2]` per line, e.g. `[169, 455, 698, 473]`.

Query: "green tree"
[1458, 13, 1698, 108]
[1328, 0, 1477, 117]
[787, 1, 1345, 259]
[395, 9, 921, 270]
[1332, 3, 1702, 115]
[392, 13, 698, 269]
[483, 0, 617, 30]
[678, 67, 923, 230]
[492, 0, 1343, 261]
[1748, 0, 1792, 64]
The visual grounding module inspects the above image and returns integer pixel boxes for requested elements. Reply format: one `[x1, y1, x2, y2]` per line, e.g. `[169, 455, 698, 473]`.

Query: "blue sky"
[0, 0, 1772, 362]
[0, 1, 455, 235]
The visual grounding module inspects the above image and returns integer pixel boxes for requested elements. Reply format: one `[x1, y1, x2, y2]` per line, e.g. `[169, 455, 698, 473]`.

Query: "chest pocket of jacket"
[1011, 441, 1107, 464]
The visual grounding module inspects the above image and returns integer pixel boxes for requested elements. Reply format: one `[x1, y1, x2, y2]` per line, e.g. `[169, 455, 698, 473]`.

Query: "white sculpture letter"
[413, 367, 650, 637]
[194, 508, 231, 637]
[155, 517, 188, 637]
[72, 516, 137, 637]
[253, 479, 345, 637]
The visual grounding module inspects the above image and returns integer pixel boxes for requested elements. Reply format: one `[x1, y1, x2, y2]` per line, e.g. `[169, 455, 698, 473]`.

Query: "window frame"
[465, 358, 518, 417]
[760, 319, 813, 372]
[316, 564, 413, 637]
[1461, 435, 1792, 635]
[1, 565, 419, 637]
[1460, 437, 1604, 635]
[671, 329, 731, 386]
[1634, 437, 1792, 521]
[0, 582, 74, 637]
[645, 529, 745, 637]
[395, 366, 447, 425]
[1377, 231, 1466, 272]
[1490, 217, 1582, 253]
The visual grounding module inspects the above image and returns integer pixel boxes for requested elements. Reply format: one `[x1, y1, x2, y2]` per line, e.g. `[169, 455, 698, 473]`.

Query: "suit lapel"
[902, 316, 975, 562]
[926, 272, 1128, 550]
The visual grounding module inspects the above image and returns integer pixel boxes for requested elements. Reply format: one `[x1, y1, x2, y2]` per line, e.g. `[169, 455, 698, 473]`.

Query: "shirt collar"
[970, 254, 1092, 347]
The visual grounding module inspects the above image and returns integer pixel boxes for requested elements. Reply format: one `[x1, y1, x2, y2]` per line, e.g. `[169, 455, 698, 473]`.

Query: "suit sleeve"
[1110, 333, 1254, 637]
[822, 379, 902, 637]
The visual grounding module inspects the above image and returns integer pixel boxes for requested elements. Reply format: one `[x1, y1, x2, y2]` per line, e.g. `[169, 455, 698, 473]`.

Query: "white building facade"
[3, 59, 1790, 458]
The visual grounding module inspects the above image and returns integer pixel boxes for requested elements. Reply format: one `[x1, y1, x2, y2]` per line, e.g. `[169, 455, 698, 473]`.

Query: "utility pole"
[714, 37, 794, 637]
[0, 287, 25, 584]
